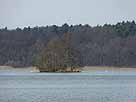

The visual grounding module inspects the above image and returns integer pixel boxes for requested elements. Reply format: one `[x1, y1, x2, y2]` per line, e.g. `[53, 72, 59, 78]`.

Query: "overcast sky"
[0, 0, 136, 29]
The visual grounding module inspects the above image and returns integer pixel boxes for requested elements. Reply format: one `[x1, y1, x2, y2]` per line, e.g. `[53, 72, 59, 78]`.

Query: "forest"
[0, 21, 136, 67]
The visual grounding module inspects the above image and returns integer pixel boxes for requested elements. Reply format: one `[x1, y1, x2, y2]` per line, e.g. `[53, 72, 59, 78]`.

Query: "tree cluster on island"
[32, 33, 83, 72]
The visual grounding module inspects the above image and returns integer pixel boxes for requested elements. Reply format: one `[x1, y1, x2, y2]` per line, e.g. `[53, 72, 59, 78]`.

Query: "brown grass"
[0, 66, 14, 70]
[82, 66, 136, 71]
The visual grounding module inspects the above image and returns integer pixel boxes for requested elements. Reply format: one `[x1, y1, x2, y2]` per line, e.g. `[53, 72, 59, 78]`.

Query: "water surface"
[0, 69, 136, 102]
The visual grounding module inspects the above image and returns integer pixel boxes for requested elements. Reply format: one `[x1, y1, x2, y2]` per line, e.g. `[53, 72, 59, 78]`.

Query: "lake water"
[0, 69, 136, 102]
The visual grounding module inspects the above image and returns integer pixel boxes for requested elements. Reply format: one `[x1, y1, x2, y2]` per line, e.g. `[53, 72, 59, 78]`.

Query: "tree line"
[0, 21, 136, 67]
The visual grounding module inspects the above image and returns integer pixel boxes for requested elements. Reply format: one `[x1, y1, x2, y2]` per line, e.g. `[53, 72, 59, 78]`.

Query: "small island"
[32, 33, 83, 72]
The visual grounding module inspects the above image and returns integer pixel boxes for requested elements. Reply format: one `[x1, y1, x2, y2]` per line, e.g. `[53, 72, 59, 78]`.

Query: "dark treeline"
[0, 21, 136, 67]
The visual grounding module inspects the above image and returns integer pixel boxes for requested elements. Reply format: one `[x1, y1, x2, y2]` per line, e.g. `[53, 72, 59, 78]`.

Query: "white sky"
[0, 0, 136, 29]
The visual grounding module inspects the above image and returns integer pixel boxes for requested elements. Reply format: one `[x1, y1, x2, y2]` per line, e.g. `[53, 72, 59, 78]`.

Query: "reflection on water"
[0, 69, 136, 102]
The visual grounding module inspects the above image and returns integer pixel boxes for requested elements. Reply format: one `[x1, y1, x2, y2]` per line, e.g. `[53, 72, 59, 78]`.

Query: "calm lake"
[0, 69, 136, 102]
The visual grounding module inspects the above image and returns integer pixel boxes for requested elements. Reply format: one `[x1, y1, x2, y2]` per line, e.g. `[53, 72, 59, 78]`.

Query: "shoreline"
[0, 66, 136, 71]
